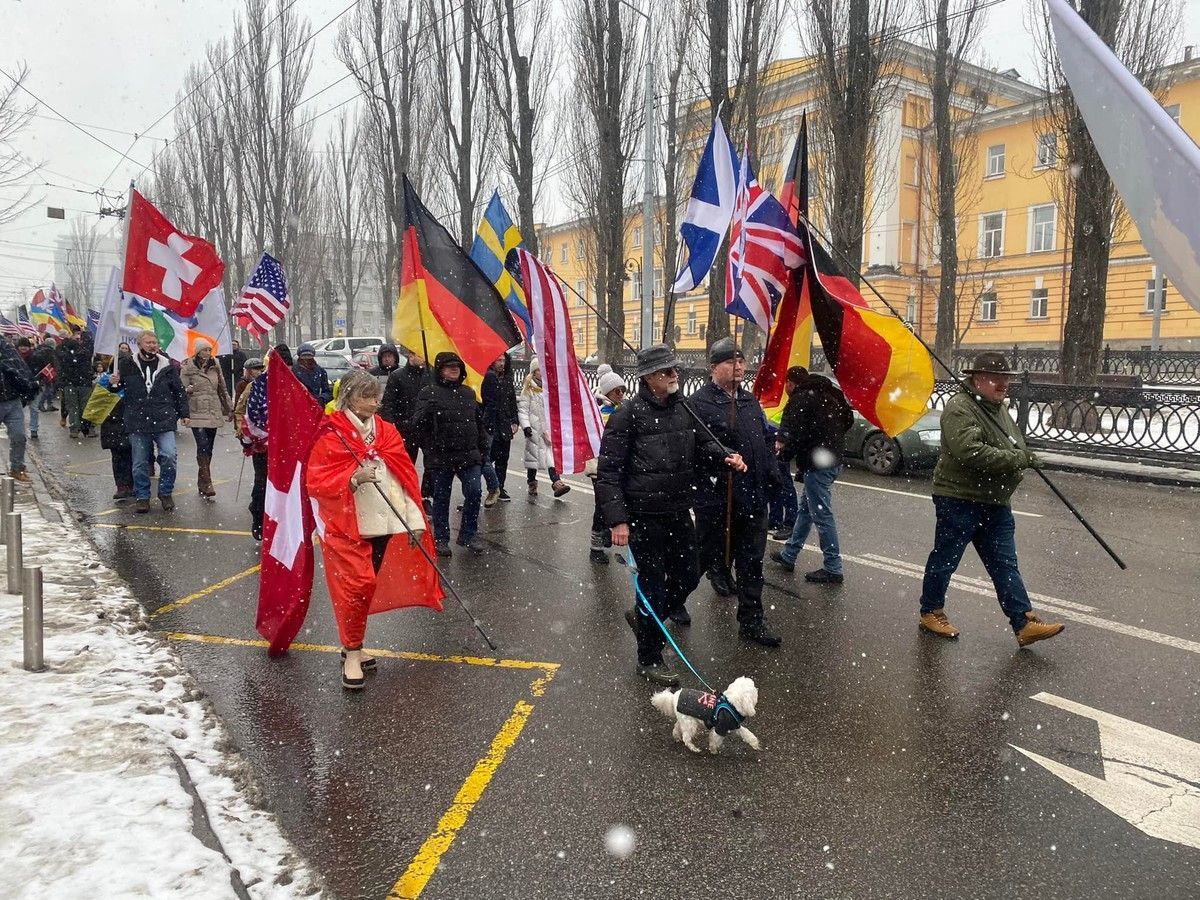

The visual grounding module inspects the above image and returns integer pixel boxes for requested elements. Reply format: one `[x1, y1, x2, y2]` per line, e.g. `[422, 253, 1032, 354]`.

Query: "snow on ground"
[0, 490, 322, 899]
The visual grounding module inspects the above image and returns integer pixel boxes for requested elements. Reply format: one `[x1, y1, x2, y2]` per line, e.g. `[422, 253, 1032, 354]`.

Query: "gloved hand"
[523, 426, 533, 439]
[1025, 450, 1043, 470]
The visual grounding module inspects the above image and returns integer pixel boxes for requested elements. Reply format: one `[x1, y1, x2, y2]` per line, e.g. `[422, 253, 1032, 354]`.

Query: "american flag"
[725, 147, 805, 333]
[232, 252, 291, 342]
[86, 308, 101, 336]
[0, 313, 20, 338]
[16, 307, 39, 339]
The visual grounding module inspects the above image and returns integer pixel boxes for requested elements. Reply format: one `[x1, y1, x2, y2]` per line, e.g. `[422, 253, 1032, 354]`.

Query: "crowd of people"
[0, 326, 1065, 691]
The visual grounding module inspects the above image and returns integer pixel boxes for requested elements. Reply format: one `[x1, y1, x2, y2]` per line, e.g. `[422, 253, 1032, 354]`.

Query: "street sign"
[335, 318, 346, 328]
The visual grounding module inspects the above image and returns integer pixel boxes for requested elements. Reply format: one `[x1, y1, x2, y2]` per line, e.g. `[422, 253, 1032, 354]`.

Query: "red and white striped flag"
[232, 252, 291, 343]
[513, 248, 604, 475]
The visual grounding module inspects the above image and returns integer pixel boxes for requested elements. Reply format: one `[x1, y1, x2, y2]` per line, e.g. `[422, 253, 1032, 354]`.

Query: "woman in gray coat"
[180, 344, 232, 499]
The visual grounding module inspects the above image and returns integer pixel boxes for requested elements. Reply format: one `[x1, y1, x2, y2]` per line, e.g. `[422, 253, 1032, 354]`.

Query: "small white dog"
[650, 677, 761, 755]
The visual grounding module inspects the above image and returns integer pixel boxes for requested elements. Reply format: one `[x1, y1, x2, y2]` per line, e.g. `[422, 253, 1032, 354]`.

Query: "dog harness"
[676, 689, 745, 736]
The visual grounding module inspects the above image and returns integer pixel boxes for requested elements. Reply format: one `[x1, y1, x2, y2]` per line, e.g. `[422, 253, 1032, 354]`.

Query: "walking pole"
[804, 221, 1126, 570]
[234, 453, 246, 502]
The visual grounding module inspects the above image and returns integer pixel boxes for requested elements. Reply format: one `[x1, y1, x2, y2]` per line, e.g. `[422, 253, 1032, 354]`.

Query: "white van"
[308, 335, 385, 357]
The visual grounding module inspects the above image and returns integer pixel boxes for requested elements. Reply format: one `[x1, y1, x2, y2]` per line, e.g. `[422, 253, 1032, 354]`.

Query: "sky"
[0, 0, 1197, 307]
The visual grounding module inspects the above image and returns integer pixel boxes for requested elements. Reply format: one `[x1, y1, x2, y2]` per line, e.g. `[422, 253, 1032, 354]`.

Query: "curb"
[23, 441, 65, 523]
[1038, 455, 1200, 488]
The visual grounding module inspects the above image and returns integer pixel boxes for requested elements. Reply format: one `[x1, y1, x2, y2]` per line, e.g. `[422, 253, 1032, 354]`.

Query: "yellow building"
[538, 42, 1200, 360]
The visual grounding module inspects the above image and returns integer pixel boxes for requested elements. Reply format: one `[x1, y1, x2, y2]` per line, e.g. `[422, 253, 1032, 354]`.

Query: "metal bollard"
[22, 565, 43, 672]
[0, 477, 11, 546]
[6, 512, 21, 594]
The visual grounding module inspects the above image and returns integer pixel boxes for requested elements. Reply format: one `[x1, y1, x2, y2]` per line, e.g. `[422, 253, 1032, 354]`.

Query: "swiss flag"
[123, 190, 225, 318]
[255, 355, 326, 655]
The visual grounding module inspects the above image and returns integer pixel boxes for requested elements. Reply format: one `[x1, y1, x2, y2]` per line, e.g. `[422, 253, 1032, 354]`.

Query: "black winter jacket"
[29, 345, 56, 383]
[595, 383, 728, 525]
[113, 352, 190, 435]
[100, 396, 130, 450]
[687, 381, 780, 513]
[409, 353, 487, 470]
[481, 368, 518, 436]
[0, 341, 38, 404]
[57, 335, 95, 387]
[381, 363, 432, 433]
[778, 375, 854, 474]
[292, 362, 332, 405]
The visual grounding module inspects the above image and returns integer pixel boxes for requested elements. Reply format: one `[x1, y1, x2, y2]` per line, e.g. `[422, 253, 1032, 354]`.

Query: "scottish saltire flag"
[725, 147, 804, 332]
[470, 191, 531, 340]
[86, 308, 101, 336]
[672, 116, 740, 294]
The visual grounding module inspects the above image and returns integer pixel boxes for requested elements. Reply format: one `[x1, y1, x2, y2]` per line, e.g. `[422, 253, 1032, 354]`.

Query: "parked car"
[308, 335, 385, 357]
[844, 408, 942, 475]
[315, 351, 355, 384]
[352, 350, 378, 371]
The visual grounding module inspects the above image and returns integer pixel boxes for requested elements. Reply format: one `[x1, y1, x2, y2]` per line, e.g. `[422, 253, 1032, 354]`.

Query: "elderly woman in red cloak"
[307, 369, 444, 690]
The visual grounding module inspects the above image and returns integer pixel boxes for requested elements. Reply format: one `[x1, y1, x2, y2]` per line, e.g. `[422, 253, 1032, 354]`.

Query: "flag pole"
[802, 220, 1126, 570]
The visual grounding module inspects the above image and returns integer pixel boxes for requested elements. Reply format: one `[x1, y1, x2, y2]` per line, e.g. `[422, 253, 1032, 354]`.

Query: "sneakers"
[805, 568, 843, 585]
[484, 489, 500, 508]
[499, 488, 512, 502]
[551, 480, 571, 498]
[435, 541, 452, 558]
[10, 470, 30, 484]
[590, 548, 609, 565]
[637, 661, 680, 687]
[527, 482, 537, 496]
[134, 498, 151, 514]
[707, 568, 736, 597]
[769, 550, 794, 572]
[739, 622, 782, 647]
[667, 607, 691, 627]
[1016, 612, 1065, 648]
[919, 610, 960, 639]
[159, 495, 175, 512]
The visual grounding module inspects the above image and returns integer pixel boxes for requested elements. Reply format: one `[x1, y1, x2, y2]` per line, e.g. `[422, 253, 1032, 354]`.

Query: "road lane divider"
[837, 478, 1043, 518]
[151, 565, 261, 618]
[93, 523, 253, 536]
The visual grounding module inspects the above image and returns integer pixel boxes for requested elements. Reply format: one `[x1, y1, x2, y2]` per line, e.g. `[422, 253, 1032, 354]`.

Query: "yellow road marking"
[389, 699, 537, 899]
[93, 523, 253, 536]
[90, 508, 120, 517]
[165, 632, 560, 673]
[151, 565, 261, 618]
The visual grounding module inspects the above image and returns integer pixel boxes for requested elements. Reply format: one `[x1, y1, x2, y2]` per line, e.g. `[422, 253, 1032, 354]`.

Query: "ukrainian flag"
[469, 190, 531, 341]
[30, 290, 66, 335]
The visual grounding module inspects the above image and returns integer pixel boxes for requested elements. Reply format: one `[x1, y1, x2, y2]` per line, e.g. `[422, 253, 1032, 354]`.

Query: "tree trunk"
[931, 0, 958, 364]
[705, 0, 731, 347]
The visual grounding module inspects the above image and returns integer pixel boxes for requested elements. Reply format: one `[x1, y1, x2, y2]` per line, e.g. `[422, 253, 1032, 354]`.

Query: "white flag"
[1047, 0, 1200, 313]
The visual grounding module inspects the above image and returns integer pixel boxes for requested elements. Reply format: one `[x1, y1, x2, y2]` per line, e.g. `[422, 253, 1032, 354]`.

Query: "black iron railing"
[949, 345, 1200, 386]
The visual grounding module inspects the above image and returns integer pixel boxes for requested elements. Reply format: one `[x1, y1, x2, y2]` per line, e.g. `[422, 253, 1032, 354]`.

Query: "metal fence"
[948, 345, 1200, 387]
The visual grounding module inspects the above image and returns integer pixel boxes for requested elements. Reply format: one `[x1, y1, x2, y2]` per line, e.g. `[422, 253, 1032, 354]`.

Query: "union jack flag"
[725, 148, 805, 333]
[232, 252, 290, 344]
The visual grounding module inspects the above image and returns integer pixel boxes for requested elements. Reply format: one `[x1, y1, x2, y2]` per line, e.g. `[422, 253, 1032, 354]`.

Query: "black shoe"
[112, 490, 133, 501]
[134, 498, 150, 514]
[29, 431, 37, 440]
[805, 568, 844, 585]
[740, 622, 782, 648]
[770, 550, 795, 572]
[455, 538, 484, 554]
[708, 569, 736, 597]
[637, 661, 680, 687]
[770, 526, 792, 541]
[159, 495, 175, 512]
[435, 541, 452, 558]
[590, 549, 609, 565]
[499, 488, 512, 502]
[251, 526, 263, 542]
[667, 607, 691, 626]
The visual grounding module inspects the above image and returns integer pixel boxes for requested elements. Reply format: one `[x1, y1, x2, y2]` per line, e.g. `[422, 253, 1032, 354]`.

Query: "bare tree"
[473, 0, 554, 253]
[1031, 0, 1183, 382]
[63, 218, 100, 311]
[0, 62, 37, 227]
[563, 0, 641, 360]
[700, 0, 734, 345]
[323, 112, 370, 335]
[913, 0, 992, 364]
[799, 0, 909, 286]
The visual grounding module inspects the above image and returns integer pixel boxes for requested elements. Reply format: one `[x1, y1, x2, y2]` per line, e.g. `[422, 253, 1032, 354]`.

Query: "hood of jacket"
[434, 351, 467, 384]
[376, 344, 400, 369]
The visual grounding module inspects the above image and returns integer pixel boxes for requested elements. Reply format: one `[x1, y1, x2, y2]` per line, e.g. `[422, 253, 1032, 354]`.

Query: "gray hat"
[708, 337, 744, 365]
[633, 343, 681, 379]
[244, 357, 265, 371]
[962, 351, 1020, 376]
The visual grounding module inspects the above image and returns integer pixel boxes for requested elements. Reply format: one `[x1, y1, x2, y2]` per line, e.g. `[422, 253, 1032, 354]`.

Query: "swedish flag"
[469, 191, 531, 340]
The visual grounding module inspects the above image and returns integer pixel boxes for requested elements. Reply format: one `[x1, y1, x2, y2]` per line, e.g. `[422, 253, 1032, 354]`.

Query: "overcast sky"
[1, 0, 1197, 307]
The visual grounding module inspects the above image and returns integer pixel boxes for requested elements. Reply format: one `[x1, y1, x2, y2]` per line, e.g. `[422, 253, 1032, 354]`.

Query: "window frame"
[979, 211, 1005, 259]
[1030, 288, 1049, 320]
[1028, 204, 1057, 254]
[986, 144, 1006, 178]
[979, 291, 998, 323]
[1035, 133, 1058, 169]
[1144, 275, 1168, 312]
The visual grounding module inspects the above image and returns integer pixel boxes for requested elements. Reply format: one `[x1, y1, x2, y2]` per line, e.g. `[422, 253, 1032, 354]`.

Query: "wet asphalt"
[28, 418, 1200, 900]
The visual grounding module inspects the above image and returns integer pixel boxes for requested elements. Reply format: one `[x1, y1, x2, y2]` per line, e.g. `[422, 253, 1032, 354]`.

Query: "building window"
[632, 277, 642, 301]
[1029, 204, 1056, 253]
[1036, 133, 1058, 168]
[632, 226, 642, 249]
[560, 242, 568, 264]
[575, 280, 586, 307]
[576, 239, 585, 259]
[576, 325, 584, 345]
[653, 267, 663, 297]
[1145, 276, 1168, 312]
[1165, 103, 1181, 124]
[1030, 288, 1048, 319]
[687, 306, 697, 335]
[905, 294, 916, 324]
[699, 323, 707, 341]
[980, 212, 1004, 258]
[979, 291, 998, 322]
[986, 144, 1005, 178]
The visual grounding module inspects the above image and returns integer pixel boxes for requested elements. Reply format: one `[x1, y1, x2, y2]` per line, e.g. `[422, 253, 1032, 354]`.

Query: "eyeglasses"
[653, 366, 678, 376]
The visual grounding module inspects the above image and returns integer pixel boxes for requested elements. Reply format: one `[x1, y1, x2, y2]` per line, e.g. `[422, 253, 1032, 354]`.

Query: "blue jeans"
[27, 402, 38, 434]
[0, 399, 26, 472]
[481, 434, 499, 492]
[920, 495, 1032, 632]
[781, 465, 842, 574]
[130, 431, 178, 499]
[428, 464, 482, 545]
[768, 457, 797, 529]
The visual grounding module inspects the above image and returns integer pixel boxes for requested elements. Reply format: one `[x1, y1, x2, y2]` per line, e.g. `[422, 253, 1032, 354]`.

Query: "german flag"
[754, 113, 813, 416]
[393, 176, 521, 394]
[801, 223, 934, 437]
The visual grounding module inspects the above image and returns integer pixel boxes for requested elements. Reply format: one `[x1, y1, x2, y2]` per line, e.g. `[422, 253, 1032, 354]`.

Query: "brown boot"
[919, 610, 960, 639]
[197, 456, 215, 497]
[1016, 612, 1064, 647]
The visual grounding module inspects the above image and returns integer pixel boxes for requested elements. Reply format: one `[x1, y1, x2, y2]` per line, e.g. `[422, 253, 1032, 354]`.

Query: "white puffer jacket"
[517, 374, 551, 470]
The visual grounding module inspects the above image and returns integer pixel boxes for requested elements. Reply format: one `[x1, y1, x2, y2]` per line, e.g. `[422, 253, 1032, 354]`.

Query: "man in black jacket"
[57, 326, 94, 438]
[689, 338, 782, 647]
[109, 330, 190, 513]
[596, 344, 746, 686]
[381, 346, 433, 463]
[771, 367, 854, 584]
[409, 351, 487, 557]
[369, 343, 402, 387]
[218, 339, 247, 395]
[0, 337, 39, 482]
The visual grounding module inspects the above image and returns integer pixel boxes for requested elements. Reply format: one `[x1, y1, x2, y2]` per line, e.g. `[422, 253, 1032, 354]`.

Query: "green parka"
[932, 385, 1032, 506]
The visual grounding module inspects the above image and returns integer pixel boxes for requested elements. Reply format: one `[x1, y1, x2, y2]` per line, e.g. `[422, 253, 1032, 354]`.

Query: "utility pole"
[641, 50, 655, 350]
[1150, 268, 1164, 353]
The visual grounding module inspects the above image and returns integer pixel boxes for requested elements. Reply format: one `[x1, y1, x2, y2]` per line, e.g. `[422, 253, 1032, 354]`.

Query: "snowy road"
[31, 422, 1200, 900]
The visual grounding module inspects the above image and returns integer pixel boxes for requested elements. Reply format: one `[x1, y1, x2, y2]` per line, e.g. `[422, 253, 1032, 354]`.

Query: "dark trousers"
[695, 505, 769, 626]
[249, 453, 268, 533]
[110, 444, 133, 492]
[920, 495, 1033, 632]
[629, 512, 700, 665]
[492, 436, 512, 490]
[767, 458, 798, 529]
[590, 492, 610, 551]
[401, 430, 433, 497]
[428, 465, 482, 545]
[192, 427, 216, 458]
